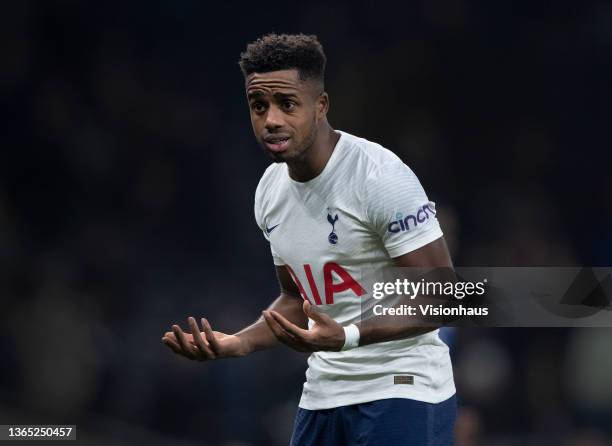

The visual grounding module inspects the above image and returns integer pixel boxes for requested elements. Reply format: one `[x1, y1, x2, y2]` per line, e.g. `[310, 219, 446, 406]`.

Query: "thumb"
[303, 300, 327, 324]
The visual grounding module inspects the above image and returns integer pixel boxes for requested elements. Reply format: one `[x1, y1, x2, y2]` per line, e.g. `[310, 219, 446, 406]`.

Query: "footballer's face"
[246, 69, 328, 162]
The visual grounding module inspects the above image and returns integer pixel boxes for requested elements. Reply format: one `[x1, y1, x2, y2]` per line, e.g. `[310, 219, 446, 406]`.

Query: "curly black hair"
[238, 33, 326, 83]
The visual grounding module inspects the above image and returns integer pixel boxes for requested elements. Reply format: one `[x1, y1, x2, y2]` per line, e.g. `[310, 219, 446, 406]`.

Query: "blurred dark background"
[1, 1, 612, 445]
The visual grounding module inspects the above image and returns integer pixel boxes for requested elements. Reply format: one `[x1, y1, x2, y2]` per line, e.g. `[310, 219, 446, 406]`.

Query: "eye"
[251, 101, 267, 114]
[282, 100, 296, 111]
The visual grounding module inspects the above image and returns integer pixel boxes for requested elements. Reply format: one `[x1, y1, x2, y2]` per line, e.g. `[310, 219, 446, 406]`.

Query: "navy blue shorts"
[290, 395, 457, 446]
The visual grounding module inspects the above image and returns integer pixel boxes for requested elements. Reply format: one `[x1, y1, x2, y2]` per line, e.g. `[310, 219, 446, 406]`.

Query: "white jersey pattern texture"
[254, 130, 455, 410]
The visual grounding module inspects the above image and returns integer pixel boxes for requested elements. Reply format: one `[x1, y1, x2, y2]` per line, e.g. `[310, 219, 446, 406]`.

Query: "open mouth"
[264, 136, 291, 153]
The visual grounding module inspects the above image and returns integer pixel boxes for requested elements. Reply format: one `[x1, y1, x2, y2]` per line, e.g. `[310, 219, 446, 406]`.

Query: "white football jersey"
[254, 130, 455, 410]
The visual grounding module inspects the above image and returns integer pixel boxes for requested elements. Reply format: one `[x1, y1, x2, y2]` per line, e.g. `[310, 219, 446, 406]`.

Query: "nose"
[264, 105, 285, 131]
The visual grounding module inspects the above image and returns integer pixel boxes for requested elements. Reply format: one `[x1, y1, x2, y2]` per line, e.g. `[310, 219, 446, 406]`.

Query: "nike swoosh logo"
[266, 224, 280, 234]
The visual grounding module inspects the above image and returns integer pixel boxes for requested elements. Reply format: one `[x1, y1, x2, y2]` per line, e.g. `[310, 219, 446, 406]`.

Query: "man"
[162, 33, 456, 445]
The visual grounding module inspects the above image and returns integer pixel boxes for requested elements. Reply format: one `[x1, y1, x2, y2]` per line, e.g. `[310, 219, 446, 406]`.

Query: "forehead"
[245, 69, 309, 97]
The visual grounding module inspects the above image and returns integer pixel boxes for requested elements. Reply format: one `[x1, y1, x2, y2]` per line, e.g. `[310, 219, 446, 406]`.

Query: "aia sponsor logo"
[387, 203, 436, 233]
[286, 263, 365, 305]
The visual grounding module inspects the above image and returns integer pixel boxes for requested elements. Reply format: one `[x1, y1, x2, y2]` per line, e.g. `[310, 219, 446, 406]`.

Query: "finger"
[189, 317, 216, 360]
[302, 300, 331, 324]
[302, 299, 312, 316]
[269, 310, 310, 341]
[162, 336, 186, 355]
[201, 318, 221, 354]
[173, 324, 197, 359]
[262, 310, 289, 339]
[163, 331, 179, 343]
[263, 311, 306, 351]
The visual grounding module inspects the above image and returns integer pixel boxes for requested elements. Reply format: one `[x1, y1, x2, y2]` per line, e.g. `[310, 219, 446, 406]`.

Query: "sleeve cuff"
[386, 225, 444, 258]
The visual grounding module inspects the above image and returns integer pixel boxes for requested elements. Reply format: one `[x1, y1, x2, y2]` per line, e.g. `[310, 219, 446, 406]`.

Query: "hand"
[162, 317, 247, 361]
[262, 300, 345, 352]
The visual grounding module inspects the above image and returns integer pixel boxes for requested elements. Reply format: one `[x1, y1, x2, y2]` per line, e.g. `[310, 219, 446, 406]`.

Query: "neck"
[287, 123, 340, 182]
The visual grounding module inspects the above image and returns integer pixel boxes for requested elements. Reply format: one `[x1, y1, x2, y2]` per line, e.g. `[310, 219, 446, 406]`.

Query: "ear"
[316, 92, 329, 121]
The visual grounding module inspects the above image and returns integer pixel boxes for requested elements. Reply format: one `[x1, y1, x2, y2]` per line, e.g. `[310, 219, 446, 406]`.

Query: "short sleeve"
[254, 179, 286, 266]
[363, 162, 443, 258]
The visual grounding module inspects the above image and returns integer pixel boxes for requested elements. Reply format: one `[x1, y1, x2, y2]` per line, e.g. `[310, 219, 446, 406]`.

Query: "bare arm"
[164, 238, 456, 358]
[162, 265, 307, 360]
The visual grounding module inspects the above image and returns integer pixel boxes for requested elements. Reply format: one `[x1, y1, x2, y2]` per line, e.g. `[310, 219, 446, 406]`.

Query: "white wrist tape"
[341, 324, 360, 351]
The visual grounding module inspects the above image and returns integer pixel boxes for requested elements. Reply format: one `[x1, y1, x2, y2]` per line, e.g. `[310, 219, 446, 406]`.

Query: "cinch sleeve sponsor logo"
[387, 203, 436, 233]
